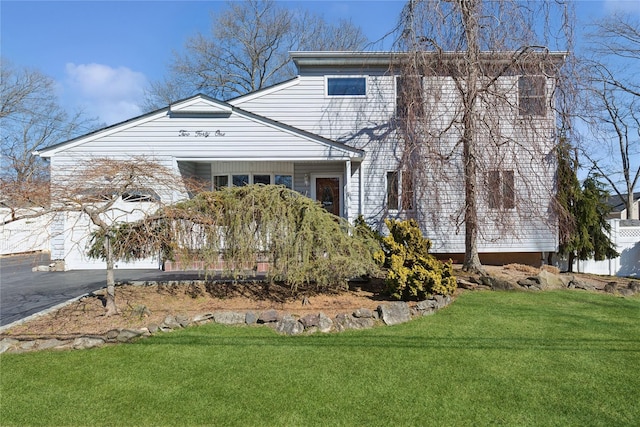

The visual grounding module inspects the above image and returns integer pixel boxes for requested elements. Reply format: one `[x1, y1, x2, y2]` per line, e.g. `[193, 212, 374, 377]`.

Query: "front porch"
[177, 160, 364, 222]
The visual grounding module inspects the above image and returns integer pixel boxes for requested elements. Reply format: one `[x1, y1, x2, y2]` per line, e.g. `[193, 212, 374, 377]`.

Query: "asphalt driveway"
[0, 253, 203, 327]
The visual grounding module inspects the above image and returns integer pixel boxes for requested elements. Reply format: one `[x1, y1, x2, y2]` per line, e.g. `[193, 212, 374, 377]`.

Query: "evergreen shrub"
[374, 218, 456, 300]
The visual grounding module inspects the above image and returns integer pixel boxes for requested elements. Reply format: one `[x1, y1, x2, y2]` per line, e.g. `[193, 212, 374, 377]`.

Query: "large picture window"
[518, 76, 546, 116]
[213, 173, 293, 190]
[327, 77, 366, 96]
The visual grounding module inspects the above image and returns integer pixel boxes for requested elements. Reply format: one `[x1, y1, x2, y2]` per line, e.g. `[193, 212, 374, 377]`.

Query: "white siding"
[234, 67, 558, 254]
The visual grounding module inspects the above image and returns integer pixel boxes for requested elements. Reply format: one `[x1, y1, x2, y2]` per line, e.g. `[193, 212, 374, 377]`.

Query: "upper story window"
[327, 77, 366, 96]
[518, 76, 546, 116]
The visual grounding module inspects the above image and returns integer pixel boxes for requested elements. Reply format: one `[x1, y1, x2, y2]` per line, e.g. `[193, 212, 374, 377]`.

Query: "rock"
[518, 278, 541, 289]
[299, 313, 320, 328]
[117, 329, 143, 343]
[147, 323, 159, 334]
[161, 315, 182, 330]
[604, 282, 618, 294]
[353, 308, 375, 318]
[213, 311, 246, 325]
[378, 302, 411, 326]
[274, 315, 304, 335]
[619, 288, 635, 297]
[105, 329, 120, 341]
[536, 270, 565, 290]
[245, 311, 258, 325]
[433, 295, 452, 308]
[416, 300, 437, 310]
[482, 275, 516, 290]
[457, 278, 478, 290]
[628, 281, 640, 294]
[258, 309, 279, 323]
[571, 279, 595, 291]
[0, 338, 20, 354]
[31, 265, 50, 272]
[72, 337, 105, 350]
[317, 312, 333, 333]
[176, 315, 191, 328]
[36, 338, 66, 351]
[192, 313, 215, 324]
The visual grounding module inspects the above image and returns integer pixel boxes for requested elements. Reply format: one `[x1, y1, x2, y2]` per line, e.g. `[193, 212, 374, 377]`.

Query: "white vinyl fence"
[0, 209, 51, 255]
[570, 219, 640, 278]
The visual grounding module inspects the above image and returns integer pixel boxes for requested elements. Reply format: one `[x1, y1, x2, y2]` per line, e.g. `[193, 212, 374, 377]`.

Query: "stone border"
[0, 296, 453, 354]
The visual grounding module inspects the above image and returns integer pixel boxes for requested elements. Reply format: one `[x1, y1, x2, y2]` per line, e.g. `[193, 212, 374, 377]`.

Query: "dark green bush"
[374, 218, 456, 300]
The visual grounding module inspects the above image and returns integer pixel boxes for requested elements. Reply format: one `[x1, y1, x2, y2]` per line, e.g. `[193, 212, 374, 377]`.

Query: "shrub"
[102, 185, 381, 293]
[375, 218, 456, 300]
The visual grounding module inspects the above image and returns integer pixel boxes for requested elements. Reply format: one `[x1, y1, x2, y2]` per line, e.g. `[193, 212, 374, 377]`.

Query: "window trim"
[325, 76, 368, 97]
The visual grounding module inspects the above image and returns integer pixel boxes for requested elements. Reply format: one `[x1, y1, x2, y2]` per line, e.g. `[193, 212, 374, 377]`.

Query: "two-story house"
[37, 51, 565, 269]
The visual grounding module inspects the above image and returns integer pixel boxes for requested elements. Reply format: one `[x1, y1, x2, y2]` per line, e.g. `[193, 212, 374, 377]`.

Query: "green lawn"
[2, 290, 639, 426]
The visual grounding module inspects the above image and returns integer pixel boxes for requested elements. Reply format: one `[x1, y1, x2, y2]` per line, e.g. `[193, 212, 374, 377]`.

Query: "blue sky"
[2, 0, 640, 126]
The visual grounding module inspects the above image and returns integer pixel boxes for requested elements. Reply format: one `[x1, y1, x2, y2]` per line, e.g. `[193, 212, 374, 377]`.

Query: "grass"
[1, 290, 639, 426]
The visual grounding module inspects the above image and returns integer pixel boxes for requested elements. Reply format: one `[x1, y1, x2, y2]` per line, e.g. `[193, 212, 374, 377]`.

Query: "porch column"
[359, 161, 364, 219]
[345, 159, 351, 221]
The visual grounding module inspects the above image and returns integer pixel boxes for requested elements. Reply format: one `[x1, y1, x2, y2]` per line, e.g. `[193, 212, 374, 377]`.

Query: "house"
[607, 192, 640, 220]
[36, 51, 565, 270]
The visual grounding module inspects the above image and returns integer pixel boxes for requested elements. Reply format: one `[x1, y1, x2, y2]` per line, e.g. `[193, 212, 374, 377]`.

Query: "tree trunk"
[104, 235, 119, 316]
[460, 0, 483, 273]
[567, 251, 575, 273]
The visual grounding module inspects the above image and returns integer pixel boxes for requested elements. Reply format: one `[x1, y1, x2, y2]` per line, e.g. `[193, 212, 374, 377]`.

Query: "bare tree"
[2, 157, 201, 316]
[582, 14, 640, 219]
[142, 0, 368, 109]
[0, 59, 98, 191]
[392, 0, 573, 271]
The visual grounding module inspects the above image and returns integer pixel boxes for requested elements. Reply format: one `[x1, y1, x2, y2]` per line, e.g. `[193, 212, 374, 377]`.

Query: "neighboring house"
[607, 192, 640, 220]
[36, 51, 565, 270]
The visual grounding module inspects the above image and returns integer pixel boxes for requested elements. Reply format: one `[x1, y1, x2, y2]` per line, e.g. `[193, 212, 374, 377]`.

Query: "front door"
[315, 177, 340, 216]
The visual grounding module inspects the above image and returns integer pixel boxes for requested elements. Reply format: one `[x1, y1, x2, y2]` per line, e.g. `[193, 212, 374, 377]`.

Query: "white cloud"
[64, 63, 148, 125]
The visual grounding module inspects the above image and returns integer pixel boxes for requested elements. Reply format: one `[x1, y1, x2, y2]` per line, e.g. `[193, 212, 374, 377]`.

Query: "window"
[387, 171, 399, 210]
[232, 174, 249, 187]
[213, 174, 293, 190]
[518, 76, 546, 116]
[387, 170, 415, 211]
[253, 175, 271, 185]
[396, 76, 424, 119]
[487, 170, 515, 209]
[327, 77, 366, 96]
[213, 175, 228, 190]
[275, 175, 292, 189]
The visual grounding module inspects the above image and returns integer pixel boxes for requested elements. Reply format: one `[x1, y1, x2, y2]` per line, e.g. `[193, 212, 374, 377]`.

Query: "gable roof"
[607, 192, 640, 213]
[36, 94, 363, 160]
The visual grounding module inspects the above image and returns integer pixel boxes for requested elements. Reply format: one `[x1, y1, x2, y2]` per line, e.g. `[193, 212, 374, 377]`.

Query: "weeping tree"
[392, 0, 575, 271]
[3, 157, 200, 316]
[103, 185, 381, 292]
